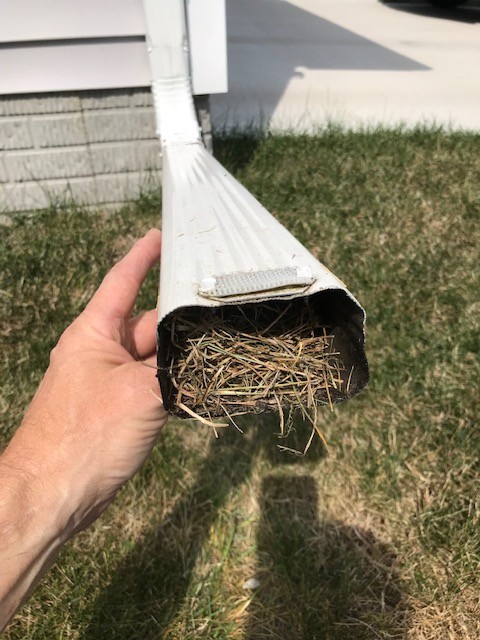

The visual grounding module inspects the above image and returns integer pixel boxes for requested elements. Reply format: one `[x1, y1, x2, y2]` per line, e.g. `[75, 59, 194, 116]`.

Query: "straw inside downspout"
[164, 298, 348, 420]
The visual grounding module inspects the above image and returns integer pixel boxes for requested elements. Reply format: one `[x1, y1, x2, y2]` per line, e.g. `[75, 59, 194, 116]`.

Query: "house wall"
[0, 0, 226, 212]
[0, 88, 160, 211]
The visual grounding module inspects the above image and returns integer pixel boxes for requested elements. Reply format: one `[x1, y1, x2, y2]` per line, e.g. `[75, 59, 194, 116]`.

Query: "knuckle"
[49, 323, 78, 363]
[49, 335, 67, 364]
[49, 340, 64, 365]
[49, 344, 59, 364]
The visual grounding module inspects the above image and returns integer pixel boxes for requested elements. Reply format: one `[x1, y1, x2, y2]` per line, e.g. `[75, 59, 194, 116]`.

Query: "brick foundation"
[0, 88, 162, 212]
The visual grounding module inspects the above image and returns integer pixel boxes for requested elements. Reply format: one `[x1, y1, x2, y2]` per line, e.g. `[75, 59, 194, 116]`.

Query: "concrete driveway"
[211, 0, 480, 131]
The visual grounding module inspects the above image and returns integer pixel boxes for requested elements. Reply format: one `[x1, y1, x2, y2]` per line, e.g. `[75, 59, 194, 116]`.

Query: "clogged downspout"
[142, 0, 369, 413]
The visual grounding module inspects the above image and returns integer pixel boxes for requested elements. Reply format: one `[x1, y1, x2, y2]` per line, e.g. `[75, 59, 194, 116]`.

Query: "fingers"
[85, 229, 161, 334]
[128, 309, 158, 359]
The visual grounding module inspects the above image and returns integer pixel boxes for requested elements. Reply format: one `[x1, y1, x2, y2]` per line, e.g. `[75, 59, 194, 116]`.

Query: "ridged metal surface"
[151, 79, 201, 147]
[158, 141, 356, 322]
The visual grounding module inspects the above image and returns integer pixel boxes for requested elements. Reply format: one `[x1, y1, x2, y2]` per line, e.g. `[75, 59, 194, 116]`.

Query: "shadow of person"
[81, 426, 253, 639]
[244, 475, 409, 640]
[239, 410, 328, 467]
[82, 413, 324, 639]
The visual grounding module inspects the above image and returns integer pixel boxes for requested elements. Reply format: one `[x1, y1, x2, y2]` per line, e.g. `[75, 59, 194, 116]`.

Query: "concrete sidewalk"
[211, 0, 480, 131]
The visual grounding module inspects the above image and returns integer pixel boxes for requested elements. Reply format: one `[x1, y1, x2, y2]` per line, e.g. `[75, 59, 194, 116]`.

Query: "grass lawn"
[1, 128, 479, 639]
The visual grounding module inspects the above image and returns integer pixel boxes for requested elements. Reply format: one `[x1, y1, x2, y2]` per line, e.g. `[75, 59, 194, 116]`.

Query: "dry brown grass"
[163, 300, 350, 451]
[1, 129, 479, 639]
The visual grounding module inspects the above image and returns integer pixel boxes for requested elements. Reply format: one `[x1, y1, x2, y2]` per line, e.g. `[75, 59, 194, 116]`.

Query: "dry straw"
[161, 299, 351, 451]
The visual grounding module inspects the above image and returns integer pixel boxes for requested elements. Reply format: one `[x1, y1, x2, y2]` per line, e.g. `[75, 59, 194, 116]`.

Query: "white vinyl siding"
[0, 0, 227, 95]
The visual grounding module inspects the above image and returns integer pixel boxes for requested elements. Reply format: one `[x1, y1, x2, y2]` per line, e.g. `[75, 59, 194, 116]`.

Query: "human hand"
[1, 228, 167, 535]
[0, 228, 168, 630]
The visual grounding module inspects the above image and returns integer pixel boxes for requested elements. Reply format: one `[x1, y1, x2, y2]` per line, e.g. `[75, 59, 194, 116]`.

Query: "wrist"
[0, 443, 73, 544]
[1, 402, 117, 541]
[0, 454, 69, 630]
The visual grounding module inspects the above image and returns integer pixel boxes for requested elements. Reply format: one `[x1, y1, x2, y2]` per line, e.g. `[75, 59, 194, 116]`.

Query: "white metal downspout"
[143, 0, 200, 147]
[142, 0, 369, 408]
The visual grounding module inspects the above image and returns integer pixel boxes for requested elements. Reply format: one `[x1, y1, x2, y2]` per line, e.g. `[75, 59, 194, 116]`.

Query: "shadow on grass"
[82, 424, 253, 639]
[213, 131, 263, 175]
[245, 475, 409, 640]
[82, 417, 407, 639]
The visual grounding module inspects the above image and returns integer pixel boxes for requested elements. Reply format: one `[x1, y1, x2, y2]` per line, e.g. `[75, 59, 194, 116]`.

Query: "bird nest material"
[161, 299, 353, 450]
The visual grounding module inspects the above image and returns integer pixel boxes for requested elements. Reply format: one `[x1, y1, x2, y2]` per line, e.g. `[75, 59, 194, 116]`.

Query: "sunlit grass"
[1, 128, 479, 639]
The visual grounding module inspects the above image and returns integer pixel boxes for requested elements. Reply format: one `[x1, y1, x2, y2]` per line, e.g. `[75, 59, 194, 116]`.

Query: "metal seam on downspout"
[151, 77, 201, 147]
[143, 0, 200, 148]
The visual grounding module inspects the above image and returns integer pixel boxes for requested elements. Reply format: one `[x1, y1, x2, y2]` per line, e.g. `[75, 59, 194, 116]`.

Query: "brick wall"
[0, 88, 161, 212]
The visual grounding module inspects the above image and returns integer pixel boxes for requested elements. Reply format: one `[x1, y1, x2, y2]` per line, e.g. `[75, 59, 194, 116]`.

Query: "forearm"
[0, 229, 166, 631]
[0, 449, 71, 633]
